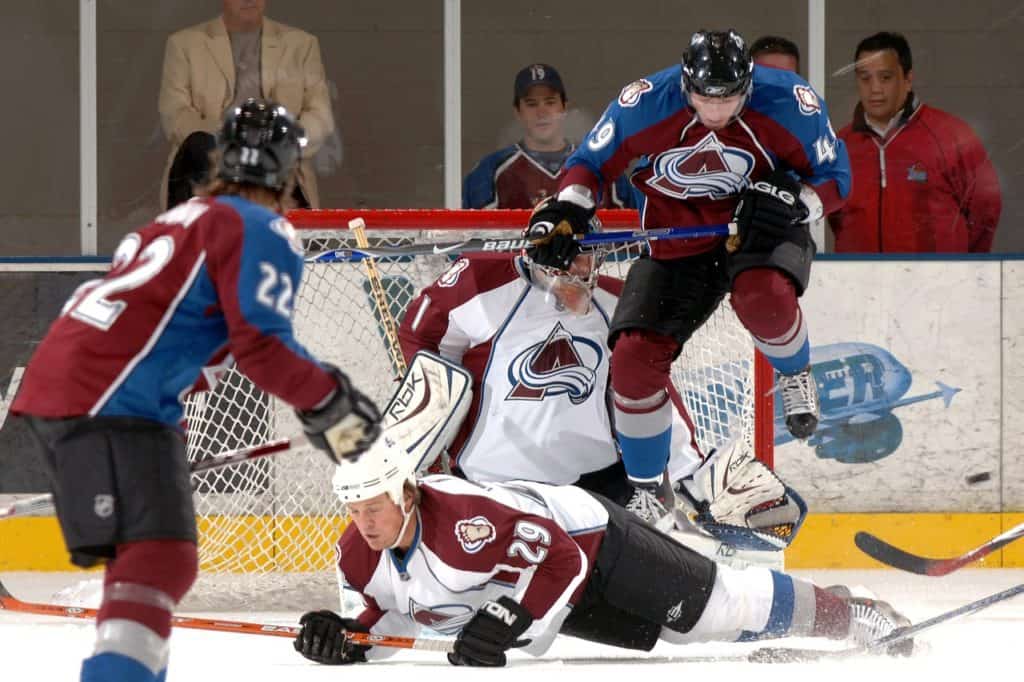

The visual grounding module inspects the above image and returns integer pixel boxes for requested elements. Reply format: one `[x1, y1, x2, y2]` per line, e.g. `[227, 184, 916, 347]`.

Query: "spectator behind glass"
[750, 35, 801, 73]
[829, 32, 1001, 252]
[463, 63, 635, 209]
[158, 0, 334, 210]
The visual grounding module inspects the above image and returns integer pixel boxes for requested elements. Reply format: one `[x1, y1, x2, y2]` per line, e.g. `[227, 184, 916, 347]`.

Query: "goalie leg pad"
[380, 350, 472, 473]
[676, 437, 808, 551]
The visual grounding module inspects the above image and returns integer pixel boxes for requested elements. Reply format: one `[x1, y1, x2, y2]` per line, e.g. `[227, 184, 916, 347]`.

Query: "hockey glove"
[293, 610, 370, 665]
[296, 364, 382, 464]
[733, 169, 809, 245]
[448, 596, 534, 667]
[524, 196, 595, 270]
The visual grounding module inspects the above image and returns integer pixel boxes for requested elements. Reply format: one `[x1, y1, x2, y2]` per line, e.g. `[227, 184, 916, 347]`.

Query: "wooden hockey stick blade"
[749, 582, 1024, 663]
[854, 521, 1024, 576]
[0, 577, 450, 651]
[310, 223, 736, 263]
[0, 439, 291, 521]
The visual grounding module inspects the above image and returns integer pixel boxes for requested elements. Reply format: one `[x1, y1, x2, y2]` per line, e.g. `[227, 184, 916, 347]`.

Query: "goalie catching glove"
[524, 187, 596, 270]
[674, 436, 807, 551]
[448, 596, 534, 667]
[293, 610, 370, 665]
[296, 364, 382, 464]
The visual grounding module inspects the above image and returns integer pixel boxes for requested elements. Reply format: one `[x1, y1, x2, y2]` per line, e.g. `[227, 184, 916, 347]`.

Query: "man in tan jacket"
[159, 1, 333, 209]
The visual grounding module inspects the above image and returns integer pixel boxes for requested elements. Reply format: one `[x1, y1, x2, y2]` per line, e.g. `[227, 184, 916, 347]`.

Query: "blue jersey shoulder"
[748, 66, 830, 148]
[463, 145, 519, 208]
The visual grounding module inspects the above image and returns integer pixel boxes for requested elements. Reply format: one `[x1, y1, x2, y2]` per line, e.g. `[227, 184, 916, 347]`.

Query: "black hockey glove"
[733, 169, 809, 243]
[524, 196, 595, 270]
[447, 596, 534, 667]
[295, 364, 382, 464]
[293, 610, 370, 665]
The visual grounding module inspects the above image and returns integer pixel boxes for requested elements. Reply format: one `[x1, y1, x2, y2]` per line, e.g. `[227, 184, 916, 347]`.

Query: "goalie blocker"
[348, 350, 472, 475]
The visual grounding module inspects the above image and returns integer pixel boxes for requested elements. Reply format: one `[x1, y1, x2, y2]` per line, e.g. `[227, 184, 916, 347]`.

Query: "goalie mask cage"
[180, 208, 774, 609]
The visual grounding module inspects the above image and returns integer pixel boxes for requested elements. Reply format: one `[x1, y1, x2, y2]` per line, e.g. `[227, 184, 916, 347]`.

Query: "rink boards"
[2, 257, 1024, 570]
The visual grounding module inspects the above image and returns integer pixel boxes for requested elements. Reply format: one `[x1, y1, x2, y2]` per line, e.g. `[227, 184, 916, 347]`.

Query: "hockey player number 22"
[65, 233, 176, 331]
[508, 520, 552, 564]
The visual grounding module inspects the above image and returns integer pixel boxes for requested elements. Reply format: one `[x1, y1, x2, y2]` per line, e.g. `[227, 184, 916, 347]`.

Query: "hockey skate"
[777, 366, 819, 440]
[847, 596, 914, 656]
[625, 478, 675, 532]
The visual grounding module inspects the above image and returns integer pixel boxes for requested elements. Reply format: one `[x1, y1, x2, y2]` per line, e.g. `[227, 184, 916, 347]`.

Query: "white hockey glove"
[674, 436, 807, 551]
[296, 365, 382, 464]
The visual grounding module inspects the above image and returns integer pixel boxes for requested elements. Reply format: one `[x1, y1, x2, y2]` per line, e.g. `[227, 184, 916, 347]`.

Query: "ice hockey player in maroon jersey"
[525, 30, 851, 513]
[11, 99, 381, 682]
[293, 439, 912, 666]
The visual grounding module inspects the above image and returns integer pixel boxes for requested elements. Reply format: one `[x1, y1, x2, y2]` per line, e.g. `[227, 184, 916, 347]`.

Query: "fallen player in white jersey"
[292, 437, 911, 666]
[396, 215, 806, 560]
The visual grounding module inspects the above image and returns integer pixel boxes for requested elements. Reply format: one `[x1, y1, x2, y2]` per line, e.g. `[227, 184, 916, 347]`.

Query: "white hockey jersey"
[398, 255, 701, 484]
[337, 475, 610, 659]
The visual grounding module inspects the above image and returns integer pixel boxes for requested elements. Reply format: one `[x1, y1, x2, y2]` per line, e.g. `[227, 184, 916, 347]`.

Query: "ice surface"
[1, 569, 1020, 680]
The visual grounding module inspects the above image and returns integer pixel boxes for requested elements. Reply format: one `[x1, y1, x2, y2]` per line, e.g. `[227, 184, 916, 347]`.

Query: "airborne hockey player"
[399, 214, 806, 556]
[11, 99, 381, 682]
[524, 30, 850, 508]
[293, 438, 912, 667]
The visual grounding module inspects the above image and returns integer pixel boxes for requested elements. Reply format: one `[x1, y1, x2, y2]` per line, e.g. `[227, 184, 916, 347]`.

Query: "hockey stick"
[0, 439, 291, 521]
[749, 582, 1024, 663]
[310, 223, 736, 263]
[853, 522, 1024, 576]
[0, 576, 451, 651]
[348, 217, 407, 376]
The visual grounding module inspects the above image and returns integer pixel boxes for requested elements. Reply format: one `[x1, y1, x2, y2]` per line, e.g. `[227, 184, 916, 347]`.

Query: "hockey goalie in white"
[394, 214, 806, 560]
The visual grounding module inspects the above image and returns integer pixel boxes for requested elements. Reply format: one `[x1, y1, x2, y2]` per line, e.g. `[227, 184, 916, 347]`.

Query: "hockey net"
[180, 208, 773, 609]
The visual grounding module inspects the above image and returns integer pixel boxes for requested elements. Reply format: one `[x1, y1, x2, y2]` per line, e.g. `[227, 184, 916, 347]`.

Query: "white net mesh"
[181, 226, 765, 609]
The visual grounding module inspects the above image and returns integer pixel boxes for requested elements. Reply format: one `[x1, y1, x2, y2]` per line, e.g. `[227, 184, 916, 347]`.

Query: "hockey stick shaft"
[0, 439, 291, 521]
[0, 578, 448, 651]
[854, 521, 1024, 576]
[348, 217, 407, 376]
[751, 582, 1024, 662]
[310, 223, 736, 263]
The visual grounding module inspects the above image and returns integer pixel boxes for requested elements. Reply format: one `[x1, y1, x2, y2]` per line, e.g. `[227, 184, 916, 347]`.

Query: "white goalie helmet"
[331, 431, 418, 506]
[523, 213, 607, 316]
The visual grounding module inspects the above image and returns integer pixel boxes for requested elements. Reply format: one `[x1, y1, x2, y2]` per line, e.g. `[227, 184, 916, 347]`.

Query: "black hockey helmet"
[681, 30, 753, 99]
[216, 98, 307, 191]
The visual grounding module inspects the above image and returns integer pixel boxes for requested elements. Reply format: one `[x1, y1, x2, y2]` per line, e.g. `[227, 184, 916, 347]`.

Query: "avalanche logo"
[439, 258, 470, 287]
[618, 79, 653, 107]
[455, 515, 496, 553]
[409, 598, 474, 634]
[793, 85, 820, 115]
[505, 322, 602, 405]
[646, 133, 755, 200]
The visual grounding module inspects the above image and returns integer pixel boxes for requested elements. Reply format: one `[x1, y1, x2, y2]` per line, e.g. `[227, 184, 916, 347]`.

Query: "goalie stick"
[310, 223, 736, 262]
[749, 582, 1024, 663]
[853, 523, 1024, 576]
[0, 576, 452, 652]
[0, 438, 291, 521]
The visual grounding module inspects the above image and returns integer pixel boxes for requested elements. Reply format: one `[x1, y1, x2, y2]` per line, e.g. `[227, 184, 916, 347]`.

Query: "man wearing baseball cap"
[464, 63, 634, 209]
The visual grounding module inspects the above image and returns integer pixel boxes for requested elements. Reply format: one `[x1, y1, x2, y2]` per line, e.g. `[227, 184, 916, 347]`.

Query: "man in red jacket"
[829, 32, 1002, 252]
